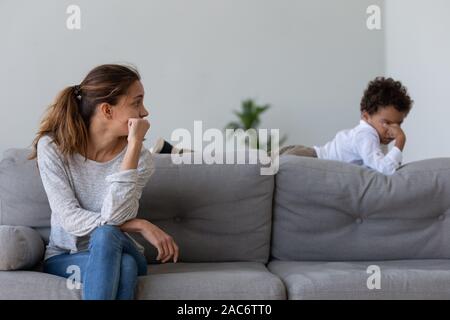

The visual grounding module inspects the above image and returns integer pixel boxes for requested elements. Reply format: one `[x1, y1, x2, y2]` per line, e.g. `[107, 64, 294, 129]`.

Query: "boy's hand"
[383, 123, 406, 151]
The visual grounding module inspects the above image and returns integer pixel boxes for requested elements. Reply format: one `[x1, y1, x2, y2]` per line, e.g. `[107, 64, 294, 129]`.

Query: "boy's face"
[362, 105, 407, 145]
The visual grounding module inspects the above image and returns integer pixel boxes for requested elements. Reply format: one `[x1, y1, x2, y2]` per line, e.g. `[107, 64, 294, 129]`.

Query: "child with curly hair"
[280, 77, 413, 175]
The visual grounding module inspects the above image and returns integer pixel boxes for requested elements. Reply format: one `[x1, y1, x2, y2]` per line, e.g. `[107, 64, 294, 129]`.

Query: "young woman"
[28, 64, 179, 300]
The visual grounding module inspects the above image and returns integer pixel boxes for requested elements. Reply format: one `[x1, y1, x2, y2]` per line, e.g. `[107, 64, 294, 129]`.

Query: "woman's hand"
[127, 118, 150, 143]
[119, 218, 179, 263]
[140, 220, 179, 263]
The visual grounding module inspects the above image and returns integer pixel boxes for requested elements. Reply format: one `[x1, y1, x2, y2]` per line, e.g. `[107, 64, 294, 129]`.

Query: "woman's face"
[103, 80, 149, 137]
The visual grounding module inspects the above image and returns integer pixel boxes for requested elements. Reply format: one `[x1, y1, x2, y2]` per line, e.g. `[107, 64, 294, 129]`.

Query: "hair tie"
[73, 85, 82, 101]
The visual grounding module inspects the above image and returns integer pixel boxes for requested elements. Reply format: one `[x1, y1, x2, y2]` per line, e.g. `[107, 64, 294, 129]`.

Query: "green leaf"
[224, 99, 283, 145]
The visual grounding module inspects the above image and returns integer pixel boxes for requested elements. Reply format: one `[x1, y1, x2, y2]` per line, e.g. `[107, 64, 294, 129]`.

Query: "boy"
[280, 77, 413, 175]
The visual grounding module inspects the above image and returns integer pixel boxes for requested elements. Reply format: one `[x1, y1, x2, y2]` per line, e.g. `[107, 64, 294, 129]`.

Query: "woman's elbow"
[62, 222, 94, 237]
[104, 204, 139, 225]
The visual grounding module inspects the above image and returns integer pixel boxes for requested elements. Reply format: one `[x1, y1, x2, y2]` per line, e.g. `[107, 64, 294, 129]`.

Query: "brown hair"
[28, 64, 140, 161]
[360, 77, 413, 116]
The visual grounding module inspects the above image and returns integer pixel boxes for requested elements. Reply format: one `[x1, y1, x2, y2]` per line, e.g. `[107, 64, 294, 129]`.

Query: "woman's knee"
[115, 254, 139, 300]
[89, 225, 123, 247]
[120, 254, 138, 280]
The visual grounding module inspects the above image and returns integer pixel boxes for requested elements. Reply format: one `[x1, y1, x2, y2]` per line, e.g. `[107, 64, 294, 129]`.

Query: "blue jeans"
[43, 225, 147, 300]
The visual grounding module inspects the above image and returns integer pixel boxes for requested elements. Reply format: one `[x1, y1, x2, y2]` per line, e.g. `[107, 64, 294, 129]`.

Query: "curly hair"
[360, 77, 413, 115]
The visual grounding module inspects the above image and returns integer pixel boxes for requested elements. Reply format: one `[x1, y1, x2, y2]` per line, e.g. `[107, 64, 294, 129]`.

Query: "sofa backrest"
[0, 149, 51, 234]
[134, 153, 274, 263]
[0, 148, 274, 264]
[271, 155, 450, 261]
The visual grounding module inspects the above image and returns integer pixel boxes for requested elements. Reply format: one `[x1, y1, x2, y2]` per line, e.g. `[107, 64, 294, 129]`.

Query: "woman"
[28, 64, 179, 300]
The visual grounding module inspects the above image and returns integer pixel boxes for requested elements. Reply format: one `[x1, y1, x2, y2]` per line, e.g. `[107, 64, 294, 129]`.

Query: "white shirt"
[313, 120, 403, 175]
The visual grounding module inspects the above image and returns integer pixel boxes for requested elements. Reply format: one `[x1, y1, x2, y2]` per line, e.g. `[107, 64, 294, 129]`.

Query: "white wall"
[385, 0, 450, 162]
[0, 0, 384, 155]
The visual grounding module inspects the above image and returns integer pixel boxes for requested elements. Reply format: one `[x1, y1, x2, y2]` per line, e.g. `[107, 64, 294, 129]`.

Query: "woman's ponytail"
[28, 85, 89, 161]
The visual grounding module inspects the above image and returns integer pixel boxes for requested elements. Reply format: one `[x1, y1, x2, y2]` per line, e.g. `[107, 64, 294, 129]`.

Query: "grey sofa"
[1, 147, 450, 300]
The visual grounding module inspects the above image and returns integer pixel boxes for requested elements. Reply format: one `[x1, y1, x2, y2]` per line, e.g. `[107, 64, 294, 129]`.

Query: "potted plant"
[225, 99, 287, 152]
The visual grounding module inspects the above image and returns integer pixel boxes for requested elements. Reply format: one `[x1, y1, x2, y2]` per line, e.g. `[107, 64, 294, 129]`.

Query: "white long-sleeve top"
[37, 134, 154, 260]
[313, 120, 403, 175]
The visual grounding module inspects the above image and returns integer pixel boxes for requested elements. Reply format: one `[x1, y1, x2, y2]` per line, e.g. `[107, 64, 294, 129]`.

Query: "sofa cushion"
[0, 262, 285, 300]
[0, 225, 44, 270]
[136, 262, 286, 299]
[0, 148, 51, 227]
[268, 260, 450, 300]
[0, 270, 80, 299]
[0, 148, 274, 263]
[271, 156, 450, 261]
[34, 227, 50, 244]
[132, 153, 274, 263]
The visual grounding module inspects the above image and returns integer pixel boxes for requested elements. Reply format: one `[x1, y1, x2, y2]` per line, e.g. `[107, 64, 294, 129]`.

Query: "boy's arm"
[354, 131, 403, 175]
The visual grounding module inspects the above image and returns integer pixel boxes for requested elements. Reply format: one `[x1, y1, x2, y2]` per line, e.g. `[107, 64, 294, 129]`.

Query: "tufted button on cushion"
[355, 218, 363, 224]
[438, 215, 445, 221]
[174, 217, 182, 223]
